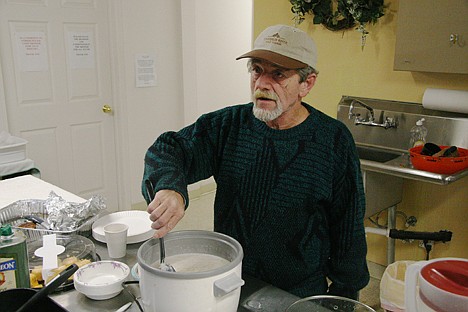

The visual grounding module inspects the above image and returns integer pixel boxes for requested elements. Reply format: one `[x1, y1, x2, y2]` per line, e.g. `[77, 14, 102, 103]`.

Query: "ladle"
[145, 180, 176, 272]
[16, 264, 78, 312]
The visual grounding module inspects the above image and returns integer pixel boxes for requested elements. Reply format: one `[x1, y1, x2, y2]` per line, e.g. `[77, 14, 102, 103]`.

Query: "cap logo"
[264, 32, 288, 46]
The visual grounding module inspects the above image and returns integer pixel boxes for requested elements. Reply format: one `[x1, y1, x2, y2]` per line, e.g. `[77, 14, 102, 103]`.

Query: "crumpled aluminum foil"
[44, 191, 106, 231]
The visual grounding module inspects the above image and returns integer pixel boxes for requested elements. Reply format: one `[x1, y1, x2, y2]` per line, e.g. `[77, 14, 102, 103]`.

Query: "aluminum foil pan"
[0, 191, 106, 241]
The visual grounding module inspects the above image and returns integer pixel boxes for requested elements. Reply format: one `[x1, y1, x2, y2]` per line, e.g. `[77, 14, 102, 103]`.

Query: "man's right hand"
[147, 189, 185, 238]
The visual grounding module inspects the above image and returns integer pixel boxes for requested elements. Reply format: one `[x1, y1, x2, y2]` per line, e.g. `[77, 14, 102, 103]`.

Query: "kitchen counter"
[50, 237, 299, 312]
[0, 175, 85, 209]
[0, 176, 298, 311]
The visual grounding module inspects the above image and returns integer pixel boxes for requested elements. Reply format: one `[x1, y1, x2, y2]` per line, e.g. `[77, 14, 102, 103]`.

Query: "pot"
[0, 288, 68, 312]
[0, 264, 77, 312]
[405, 257, 468, 312]
[137, 230, 244, 312]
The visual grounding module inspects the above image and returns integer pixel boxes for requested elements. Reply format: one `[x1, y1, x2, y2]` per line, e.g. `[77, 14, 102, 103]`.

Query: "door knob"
[102, 104, 112, 113]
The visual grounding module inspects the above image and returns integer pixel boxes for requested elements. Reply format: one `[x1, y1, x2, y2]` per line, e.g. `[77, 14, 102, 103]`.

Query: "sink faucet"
[348, 99, 397, 129]
[349, 99, 375, 122]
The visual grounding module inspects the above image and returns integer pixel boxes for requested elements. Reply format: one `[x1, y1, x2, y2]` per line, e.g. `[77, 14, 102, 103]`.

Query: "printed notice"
[15, 31, 49, 72]
[68, 31, 95, 69]
[135, 54, 157, 87]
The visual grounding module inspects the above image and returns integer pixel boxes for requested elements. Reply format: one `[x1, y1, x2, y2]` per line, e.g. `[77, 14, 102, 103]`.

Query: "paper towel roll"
[422, 88, 468, 114]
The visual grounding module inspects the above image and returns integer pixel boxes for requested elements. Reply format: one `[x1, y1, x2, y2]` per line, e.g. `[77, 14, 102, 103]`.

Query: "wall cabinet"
[394, 0, 468, 74]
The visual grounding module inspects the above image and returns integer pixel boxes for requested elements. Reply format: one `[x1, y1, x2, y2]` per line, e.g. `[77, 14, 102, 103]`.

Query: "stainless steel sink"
[355, 146, 405, 218]
[356, 146, 403, 163]
[339, 96, 468, 185]
[338, 96, 468, 219]
[338, 96, 468, 264]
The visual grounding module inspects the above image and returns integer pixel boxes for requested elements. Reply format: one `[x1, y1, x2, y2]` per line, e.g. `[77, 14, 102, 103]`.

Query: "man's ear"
[299, 73, 317, 98]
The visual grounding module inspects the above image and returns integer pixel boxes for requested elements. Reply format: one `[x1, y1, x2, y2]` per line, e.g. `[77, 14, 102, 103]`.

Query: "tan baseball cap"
[236, 24, 318, 69]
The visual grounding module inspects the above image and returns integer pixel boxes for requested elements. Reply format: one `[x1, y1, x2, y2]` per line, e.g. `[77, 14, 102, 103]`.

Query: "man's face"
[249, 60, 303, 122]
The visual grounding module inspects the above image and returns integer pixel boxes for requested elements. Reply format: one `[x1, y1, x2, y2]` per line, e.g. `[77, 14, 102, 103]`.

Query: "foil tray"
[0, 199, 100, 241]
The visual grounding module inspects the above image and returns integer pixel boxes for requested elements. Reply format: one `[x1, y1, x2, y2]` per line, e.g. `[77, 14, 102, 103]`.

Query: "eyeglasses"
[248, 63, 297, 84]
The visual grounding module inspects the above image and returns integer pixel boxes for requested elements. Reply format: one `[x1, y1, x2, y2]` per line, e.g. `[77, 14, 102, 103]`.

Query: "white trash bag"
[379, 260, 416, 312]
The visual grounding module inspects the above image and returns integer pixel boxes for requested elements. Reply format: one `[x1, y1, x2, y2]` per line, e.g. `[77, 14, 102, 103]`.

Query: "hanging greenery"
[289, 0, 386, 48]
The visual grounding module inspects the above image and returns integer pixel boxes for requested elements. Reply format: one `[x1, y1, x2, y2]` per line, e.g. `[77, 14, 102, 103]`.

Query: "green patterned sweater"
[143, 103, 369, 298]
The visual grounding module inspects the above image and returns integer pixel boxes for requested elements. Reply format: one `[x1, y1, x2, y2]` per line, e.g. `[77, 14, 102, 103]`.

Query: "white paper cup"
[104, 223, 129, 258]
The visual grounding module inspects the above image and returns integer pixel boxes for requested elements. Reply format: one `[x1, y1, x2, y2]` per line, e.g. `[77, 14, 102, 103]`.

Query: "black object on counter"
[421, 142, 441, 156]
[0, 288, 69, 312]
[442, 146, 458, 157]
[14, 264, 78, 312]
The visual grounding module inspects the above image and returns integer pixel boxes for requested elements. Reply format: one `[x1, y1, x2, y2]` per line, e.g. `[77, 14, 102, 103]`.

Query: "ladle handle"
[159, 237, 166, 262]
[145, 179, 156, 203]
[144, 180, 167, 264]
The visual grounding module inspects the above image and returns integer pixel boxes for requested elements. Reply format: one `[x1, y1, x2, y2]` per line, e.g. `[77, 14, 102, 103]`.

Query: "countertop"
[0, 175, 85, 209]
[50, 238, 300, 312]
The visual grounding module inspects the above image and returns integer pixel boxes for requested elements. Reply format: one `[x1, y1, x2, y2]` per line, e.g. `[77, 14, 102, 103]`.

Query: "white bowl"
[73, 260, 130, 300]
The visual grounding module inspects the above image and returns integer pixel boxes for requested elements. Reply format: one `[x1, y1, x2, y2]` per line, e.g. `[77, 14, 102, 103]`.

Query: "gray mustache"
[253, 90, 278, 101]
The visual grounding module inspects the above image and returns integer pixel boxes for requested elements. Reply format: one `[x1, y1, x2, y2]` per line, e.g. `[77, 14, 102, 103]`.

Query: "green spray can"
[0, 224, 30, 291]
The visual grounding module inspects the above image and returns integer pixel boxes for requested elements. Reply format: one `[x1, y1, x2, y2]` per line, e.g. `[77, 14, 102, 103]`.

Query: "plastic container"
[409, 118, 428, 148]
[405, 258, 468, 312]
[410, 145, 468, 174]
[0, 224, 30, 291]
[27, 234, 97, 290]
[0, 135, 27, 165]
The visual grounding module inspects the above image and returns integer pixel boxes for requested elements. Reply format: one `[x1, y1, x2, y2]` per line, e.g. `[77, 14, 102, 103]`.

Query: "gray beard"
[252, 102, 283, 122]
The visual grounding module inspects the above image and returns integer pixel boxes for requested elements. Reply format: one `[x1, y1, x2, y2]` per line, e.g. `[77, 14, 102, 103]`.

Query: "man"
[142, 24, 369, 299]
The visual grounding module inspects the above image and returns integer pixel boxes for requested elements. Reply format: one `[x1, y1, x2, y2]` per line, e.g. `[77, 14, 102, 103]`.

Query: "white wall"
[122, 0, 253, 206]
[181, 0, 253, 192]
[181, 0, 253, 124]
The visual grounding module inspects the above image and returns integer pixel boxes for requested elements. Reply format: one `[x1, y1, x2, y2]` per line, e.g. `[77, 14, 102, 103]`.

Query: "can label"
[0, 257, 18, 291]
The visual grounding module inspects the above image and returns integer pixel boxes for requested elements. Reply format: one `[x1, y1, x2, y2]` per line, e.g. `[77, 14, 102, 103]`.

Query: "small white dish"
[74, 260, 130, 300]
[131, 263, 140, 280]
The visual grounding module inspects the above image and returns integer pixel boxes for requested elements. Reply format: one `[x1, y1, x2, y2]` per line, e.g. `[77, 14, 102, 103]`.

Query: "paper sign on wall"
[68, 31, 95, 69]
[135, 54, 157, 87]
[15, 31, 49, 72]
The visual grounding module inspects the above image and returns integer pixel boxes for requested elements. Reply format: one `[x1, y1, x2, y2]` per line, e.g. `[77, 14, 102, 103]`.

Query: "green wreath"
[290, 0, 385, 31]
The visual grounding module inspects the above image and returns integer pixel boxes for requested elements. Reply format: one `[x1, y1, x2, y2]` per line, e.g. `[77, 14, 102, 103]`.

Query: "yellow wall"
[253, 0, 468, 265]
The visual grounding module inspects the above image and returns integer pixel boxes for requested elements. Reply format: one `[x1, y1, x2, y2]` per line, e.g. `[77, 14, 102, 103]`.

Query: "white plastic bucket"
[405, 258, 468, 312]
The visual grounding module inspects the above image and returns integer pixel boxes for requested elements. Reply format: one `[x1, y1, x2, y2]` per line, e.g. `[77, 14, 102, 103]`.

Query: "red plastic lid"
[421, 260, 468, 296]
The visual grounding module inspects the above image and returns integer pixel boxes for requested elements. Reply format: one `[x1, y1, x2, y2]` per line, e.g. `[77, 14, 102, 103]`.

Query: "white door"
[0, 0, 119, 210]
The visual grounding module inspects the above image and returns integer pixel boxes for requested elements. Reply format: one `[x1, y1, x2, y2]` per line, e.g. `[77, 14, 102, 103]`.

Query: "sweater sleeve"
[326, 127, 369, 299]
[142, 113, 218, 206]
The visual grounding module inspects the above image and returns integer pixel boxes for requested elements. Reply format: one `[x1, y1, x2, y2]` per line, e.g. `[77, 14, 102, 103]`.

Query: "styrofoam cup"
[104, 223, 128, 258]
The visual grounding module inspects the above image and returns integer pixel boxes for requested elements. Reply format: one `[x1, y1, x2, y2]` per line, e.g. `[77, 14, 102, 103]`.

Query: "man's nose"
[254, 73, 273, 89]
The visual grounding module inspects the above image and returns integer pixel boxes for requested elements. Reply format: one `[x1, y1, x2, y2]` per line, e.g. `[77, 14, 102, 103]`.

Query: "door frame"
[106, 0, 131, 211]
